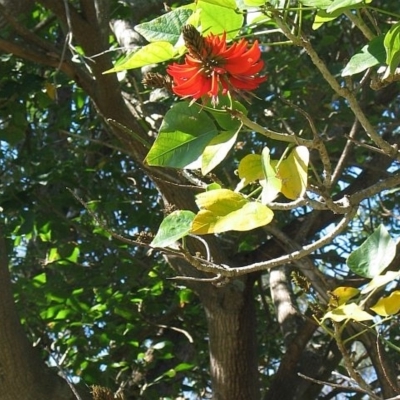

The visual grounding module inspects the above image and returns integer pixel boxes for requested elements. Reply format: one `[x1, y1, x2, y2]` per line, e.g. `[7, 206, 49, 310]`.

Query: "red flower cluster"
[167, 27, 266, 105]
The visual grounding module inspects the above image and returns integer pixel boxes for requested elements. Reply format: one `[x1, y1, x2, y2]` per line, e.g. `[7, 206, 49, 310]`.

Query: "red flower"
[166, 28, 266, 105]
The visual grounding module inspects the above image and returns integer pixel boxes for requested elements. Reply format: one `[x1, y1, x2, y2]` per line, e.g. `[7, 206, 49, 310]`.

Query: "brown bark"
[200, 276, 260, 400]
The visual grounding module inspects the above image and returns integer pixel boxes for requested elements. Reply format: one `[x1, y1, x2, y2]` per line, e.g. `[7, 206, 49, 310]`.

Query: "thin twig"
[280, 97, 332, 187]
[344, 10, 376, 41]
[46, 349, 83, 400]
[168, 274, 223, 283]
[230, 109, 313, 147]
[331, 118, 359, 186]
[220, 207, 358, 276]
[333, 322, 381, 400]
[298, 372, 375, 396]
[270, 8, 399, 160]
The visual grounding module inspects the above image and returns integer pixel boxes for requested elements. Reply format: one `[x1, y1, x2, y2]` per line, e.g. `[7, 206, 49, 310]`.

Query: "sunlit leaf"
[202, 129, 240, 175]
[370, 291, 400, 316]
[327, 0, 372, 13]
[55, 309, 73, 320]
[191, 189, 273, 234]
[277, 146, 309, 200]
[145, 102, 218, 168]
[323, 303, 373, 322]
[298, 0, 332, 7]
[243, 0, 266, 5]
[342, 35, 386, 76]
[236, 154, 263, 191]
[199, 0, 237, 9]
[361, 271, 400, 294]
[312, 0, 372, 29]
[347, 225, 396, 278]
[196, 188, 247, 213]
[312, 9, 341, 29]
[135, 8, 193, 44]
[33, 272, 47, 286]
[174, 362, 195, 372]
[151, 210, 196, 248]
[260, 147, 282, 204]
[198, 0, 243, 39]
[328, 286, 360, 307]
[384, 22, 400, 74]
[104, 42, 177, 73]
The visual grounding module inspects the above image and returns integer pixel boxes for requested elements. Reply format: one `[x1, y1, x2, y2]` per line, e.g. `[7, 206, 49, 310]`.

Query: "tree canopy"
[1, 1, 400, 399]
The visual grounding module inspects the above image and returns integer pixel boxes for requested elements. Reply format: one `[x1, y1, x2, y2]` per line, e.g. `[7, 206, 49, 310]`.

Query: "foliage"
[1, 0, 400, 399]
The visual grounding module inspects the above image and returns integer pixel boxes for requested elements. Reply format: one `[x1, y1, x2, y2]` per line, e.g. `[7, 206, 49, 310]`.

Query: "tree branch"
[270, 8, 399, 160]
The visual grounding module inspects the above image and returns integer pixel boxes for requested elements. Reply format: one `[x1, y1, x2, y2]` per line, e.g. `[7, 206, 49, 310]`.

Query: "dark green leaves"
[135, 8, 193, 44]
[151, 210, 195, 248]
[384, 22, 400, 74]
[145, 102, 218, 169]
[347, 225, 396, 278]
[342, 35, 386, 76]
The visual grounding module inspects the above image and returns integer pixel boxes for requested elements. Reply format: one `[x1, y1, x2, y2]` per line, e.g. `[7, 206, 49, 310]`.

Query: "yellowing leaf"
[236, 154, 263, 191]
[45, 82, 57, 100]
[323, 303, 373, 322]
[191, 189, 273, 234]
[195, 189, 247, 214]
[370, 291, 400, 316]
[277, 146, 309, 200]
[329, 286, 360, 307]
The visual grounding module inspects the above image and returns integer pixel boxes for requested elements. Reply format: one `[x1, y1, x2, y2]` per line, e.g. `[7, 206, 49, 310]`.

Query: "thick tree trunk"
[200, 277, 260, 400]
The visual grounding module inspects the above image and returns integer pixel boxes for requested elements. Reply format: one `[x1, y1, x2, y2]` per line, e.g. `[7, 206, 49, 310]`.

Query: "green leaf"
[174, 362, 195, 372]
[347, 225, 396, 278]
[200, 0, 238, 9]
[327, 0, 371, 13]
[55, 309, 73, 320]
[135, 8, 193, 44]
[260, 147, 282, 204]
[145, 102, 218, 168]
[243, 0, 266, 5]
[201, 129, 239, 175]
[312, 9, 341, 29]
[298, 0, 332, 7]
[104, 42, 177, 73]
[205, 98, 247, 131]
[322, 303, 373, 322]
[198, 0, 244, 39]
[151, 210, 196, 248]
[191, 189, 274, 234]
[33, 272, 47, 286]
[342, 35, 386, 76]
[370, 290, 400, 316]
[384, 22, 400, 74]
[236, 154, 263, 191]
[312, 0, 372, 28]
